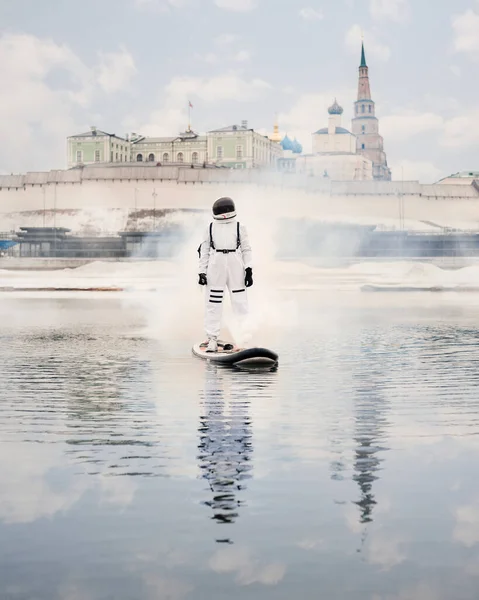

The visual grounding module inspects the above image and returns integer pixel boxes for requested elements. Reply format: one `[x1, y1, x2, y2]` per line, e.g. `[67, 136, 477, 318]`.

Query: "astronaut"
[198, 197, 253, 352]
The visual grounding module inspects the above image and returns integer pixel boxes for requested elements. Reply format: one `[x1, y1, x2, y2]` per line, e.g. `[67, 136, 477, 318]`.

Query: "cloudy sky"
[0, 0, 478, 181]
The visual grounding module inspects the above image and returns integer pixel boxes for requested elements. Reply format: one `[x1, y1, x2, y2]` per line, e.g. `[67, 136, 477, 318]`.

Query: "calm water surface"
[1, 293, 479, 600]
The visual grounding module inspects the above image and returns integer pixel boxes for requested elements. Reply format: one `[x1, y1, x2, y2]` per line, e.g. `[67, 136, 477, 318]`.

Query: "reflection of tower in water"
[197, 364, 254, 540]
[353, 378, 388, 525]
[351, 336, 391, 529]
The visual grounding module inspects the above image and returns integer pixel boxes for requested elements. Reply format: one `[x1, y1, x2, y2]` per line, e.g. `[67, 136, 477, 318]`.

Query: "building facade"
[67, 127, 130, 168]
[207, 122, 283, 169]
[296, 153, 373, 181]
[295, 99, 373, 181]
[131, 130, 207, 165]
[351, 43, 391, 181]
[313, 100, 357, 154]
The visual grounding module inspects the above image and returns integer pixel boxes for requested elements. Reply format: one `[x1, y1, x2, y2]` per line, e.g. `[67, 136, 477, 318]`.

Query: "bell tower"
[351, 42, 391, 181]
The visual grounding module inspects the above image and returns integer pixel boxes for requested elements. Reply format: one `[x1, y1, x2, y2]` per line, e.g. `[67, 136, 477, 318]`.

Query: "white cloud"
[134, 0, 189, 10]
[345, 25, 391, 63]
[165, 73, 271, 104]
[389, 159, 442, 183]
[381, 110, 444, 142]
[452, 7, 479, 60]
[454, 501, 479, 547]
[0, 33, 136, 173]
[95, 47, 136, 93]
[209, 546, 286, 586]
[449, 65, 462, 77]
[299, 7, 324, 20]
[195, 52, 219, 64]
[441, 109, 479, 148]
[126, 73, 271, 137]
[367, 533, 405, 569]
[215, 0, 256, 11]
[214, 33, 241, 45]
[234, 50, 252, 62]
[370, 0, 409, 22]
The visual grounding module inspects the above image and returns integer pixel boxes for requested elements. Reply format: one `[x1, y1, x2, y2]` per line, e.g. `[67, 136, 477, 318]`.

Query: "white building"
[313, 100, 356, 154]
[296, 99, 373, 181]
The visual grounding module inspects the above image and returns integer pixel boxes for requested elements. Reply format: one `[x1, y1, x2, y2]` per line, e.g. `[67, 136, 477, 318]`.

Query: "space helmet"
[212, 197, 236, 220]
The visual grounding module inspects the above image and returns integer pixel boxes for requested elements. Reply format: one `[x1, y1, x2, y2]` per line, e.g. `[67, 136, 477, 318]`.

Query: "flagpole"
[188, 101, 191, 132]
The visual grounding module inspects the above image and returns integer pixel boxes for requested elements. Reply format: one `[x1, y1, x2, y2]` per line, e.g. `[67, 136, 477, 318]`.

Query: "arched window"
[177, 152, 184, 163]
[361, 144, 365, 150]
[136, 154, 143, 162]
[163, 153, 169, 163]
[148, 153, 155, 162]
[192, 152, 199, 164]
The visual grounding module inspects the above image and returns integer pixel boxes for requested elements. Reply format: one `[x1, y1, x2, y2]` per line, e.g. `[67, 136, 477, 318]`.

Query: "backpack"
[197, 222, 241, 257]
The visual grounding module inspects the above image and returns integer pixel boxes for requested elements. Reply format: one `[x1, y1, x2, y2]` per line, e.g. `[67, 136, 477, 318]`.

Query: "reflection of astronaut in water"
[198, 363, 267, 542]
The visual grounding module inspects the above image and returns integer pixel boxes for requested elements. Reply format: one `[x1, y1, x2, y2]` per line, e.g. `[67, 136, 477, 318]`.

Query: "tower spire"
[352, 39, 391, 181]
[357, 40, 371, 101]
[360, 41, 367, 68]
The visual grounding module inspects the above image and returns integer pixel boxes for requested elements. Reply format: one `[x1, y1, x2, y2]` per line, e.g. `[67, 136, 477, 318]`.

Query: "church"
[283, 41, 391, 181]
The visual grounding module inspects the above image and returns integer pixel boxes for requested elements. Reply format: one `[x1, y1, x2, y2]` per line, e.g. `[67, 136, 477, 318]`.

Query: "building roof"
[208, 124, 251, 133]
[439, 171, 479, 180]
[292, 138, 303, 154]
[69, 129, 126, 140]
[360, 42, 367, 68]
[132, 134, 207, 145]
[314, 127, 352, 135]
[328, 99, 344, 115]
[134, 137, 177, 144]
[281, 134, 294, 151]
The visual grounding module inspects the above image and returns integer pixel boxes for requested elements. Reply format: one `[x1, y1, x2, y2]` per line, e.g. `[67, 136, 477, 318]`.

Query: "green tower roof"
[360, 42, 367, 68]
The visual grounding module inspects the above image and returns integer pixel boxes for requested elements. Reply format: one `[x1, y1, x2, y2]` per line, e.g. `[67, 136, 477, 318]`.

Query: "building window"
[148, 153, 155, 162]
[76, 150, 82, 163]
[137, 154, 143, 162]
[362, 125, 365, 132]
[163, 153, 169, 162]
[362, 144, 365, 149]
[369, 105, 372, 113]
[362, 105, 365, 113]
[217, 146, 223, 160]
[177, 152, 184, 163]
[115, 152, 118, 160]
[236, 145, 243, 159]
[192, 152, 199, 164]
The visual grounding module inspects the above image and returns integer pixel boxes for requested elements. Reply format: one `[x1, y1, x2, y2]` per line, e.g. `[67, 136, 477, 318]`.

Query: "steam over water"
[1, 263, 479, 599]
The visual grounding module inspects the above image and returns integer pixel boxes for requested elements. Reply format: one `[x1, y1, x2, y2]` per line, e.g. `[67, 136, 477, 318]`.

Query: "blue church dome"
[281, 134, 294, 151]
[292, 138, 303, 154]
[328, 99, 344, 115]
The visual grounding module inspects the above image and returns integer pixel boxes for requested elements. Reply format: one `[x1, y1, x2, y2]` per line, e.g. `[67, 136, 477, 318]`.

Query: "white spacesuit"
[198, 197, 253, 352]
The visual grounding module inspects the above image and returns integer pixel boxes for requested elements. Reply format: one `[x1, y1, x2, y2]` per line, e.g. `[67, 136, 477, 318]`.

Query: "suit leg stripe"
[232, 289, 246, 293]
[209, 300, 222, 304]
[210, 289, 223, 293]
[210, 295, 222, 299]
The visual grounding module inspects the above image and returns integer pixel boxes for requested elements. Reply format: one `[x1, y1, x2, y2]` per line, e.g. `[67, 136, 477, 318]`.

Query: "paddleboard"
[192, 341, 278, 367]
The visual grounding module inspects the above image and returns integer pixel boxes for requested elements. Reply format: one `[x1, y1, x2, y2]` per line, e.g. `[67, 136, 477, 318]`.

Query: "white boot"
[206, 337, 218, 353]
